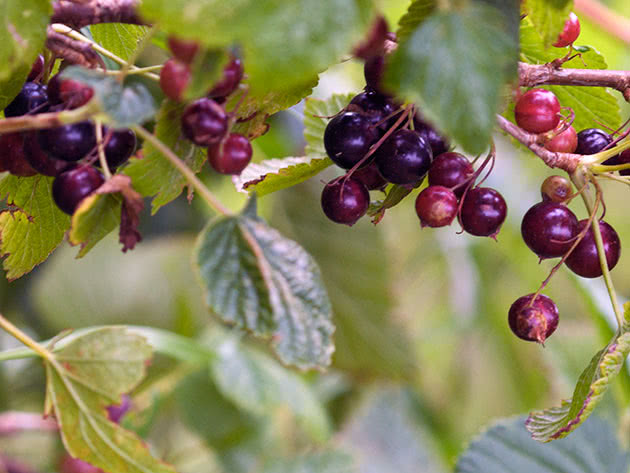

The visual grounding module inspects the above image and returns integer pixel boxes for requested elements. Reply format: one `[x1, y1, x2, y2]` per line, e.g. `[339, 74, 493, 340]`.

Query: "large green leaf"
[193, 197, 334, 370]
[69, 193, 122, 258]
[0, 174, 70, 280]
[90, 24, 150, 62]
[262, 452, 354, 473]
[385, 4, 519, 154]
[521, 0, 573, 48]
[456, 416, 629, 472]
[396, 0, 436, 42]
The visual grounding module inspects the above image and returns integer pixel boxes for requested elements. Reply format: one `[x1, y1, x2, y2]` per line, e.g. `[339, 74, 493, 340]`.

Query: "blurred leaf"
[69, 193, 122, 258]
[396, 0, 436, 42]
[185, 48, 227, 100]
[262, 451, 354, 473]
[90, 24, 150, 61]
[304, 94, 354, 157]
[367, 184, 413, 224]
[521, 0, 573, 48]
[456, 415, 629, 472]
[193, 197, 334, 370]
[0, 174, 70, 280]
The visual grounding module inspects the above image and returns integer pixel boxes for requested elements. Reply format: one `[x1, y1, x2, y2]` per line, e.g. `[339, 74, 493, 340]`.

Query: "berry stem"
[0, 314, 53, 362]
[95, 121, 113, 179]
[118, 26, 157, 82]
[132, 126, 232, 216]
[0, 102, 99, 134]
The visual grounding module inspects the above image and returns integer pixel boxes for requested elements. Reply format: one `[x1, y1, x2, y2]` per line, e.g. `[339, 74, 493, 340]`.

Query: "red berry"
[181, 98, 228, 146]
[0, 133, 37, 177]
[167, 36, 199, 64]
[321, 178, 369, 226]
[208, 133, 252, 175]
[48, 73, 94, 109]
[460, 187, 507, 238]
[553, 12, 581, 48]
[208, 56, 244, 99]
[427, 152, 474, 195]
[540, 175, 571, 203]
[415, 186, 458, 228]
[514, 89, 561, 134]
[508, 294, 559, 344]
[565, 220, 621, 278]
[160, 58, 190, 102]
[521, 201, 579, 259]
[544, 125, 577, 153]
[52, 165, 104, 215]
[350, 163, 387, 190]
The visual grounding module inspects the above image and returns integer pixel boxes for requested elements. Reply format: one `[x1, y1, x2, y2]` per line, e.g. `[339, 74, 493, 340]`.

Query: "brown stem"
[51, 0, 145, 29]
[46, 26, 104, 68]
[0, 104, 96, 134]
[574, 0, 630, 45]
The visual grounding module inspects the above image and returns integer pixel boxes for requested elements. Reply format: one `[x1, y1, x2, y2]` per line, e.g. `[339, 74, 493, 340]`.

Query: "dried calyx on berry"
[509, 293, 559, 344]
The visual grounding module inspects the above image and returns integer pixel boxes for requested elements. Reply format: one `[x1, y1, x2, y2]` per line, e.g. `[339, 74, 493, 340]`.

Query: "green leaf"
[367, 184, 413, 224]
[69, 193, 122, 258]
[0, 0, 51, 110]
[456, 416, 630, 472]
[125, 100, 207, 214]
[185, 48, 227, 100]
[193, 198, 334, 370]
[0, 174, 71, 280]
[45, 327, 176, 473]
[262, 452, 354, 473]
[396, 0, 436, 42]
[522, 0, 573, 48]
[90, 24, 150, 61]
[385, 4, 519, 154]
[304, 94, 355, 157]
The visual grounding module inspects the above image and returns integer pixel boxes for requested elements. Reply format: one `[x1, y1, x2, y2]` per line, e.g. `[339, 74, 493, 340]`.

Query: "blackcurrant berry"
[323, 111, 378, 170]
[38, 121, 96, 162]
[167, 36, 199, 64]
[521, 201, 578, 259]
[208, 133, 252, 175]
[576, 128, 612, 155]
[414, 117, 450, 157]
[4, 82, 49, 117]
[364, 55, 386, 93]
[514, 89, 561, 134]
[544, 125, 577, 153]
[350, 162, 387, 190]
[508, 294, 559, 344]
[460, 187, 507, 238]
[553, 12, 581, 48]
[374, 129, 433, 185]
[160, 58, 190, 102]
[181, 98, 228, 147]
[427, 152, 474, 195]
[103, 128, 136, 168]
[0, 133, 37, 177]
[23, 131, 70, 176]
[349, 88, 397, 134]
[52, 165, 104, 215]
[208, 56, 244, 99]
[28, 54, 45, 82]
[565, 220, 621, 278]
[540, 175, 571, 203]
[321, 178, 369, 226]
[48, 73, 94, 109]
[415, 186, 458, 228]
[614, 149, 630, 176]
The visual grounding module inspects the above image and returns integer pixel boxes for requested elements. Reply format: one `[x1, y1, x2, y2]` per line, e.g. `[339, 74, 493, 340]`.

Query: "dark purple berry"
[521, 201, 579, 259]
[52, 165, 104, 215]
[28, 54, 45, 81]
[460, 187, 507, 238]
[104, 128, 136, 168]
[415, 186, 458, 228]
[324, 111, 378, 170]
[374, 129, 433, 185]
[565, 220, 621, 278]
[0, 133, 37, 177]
[208, 56, 244, 99]
[514, 89, 561, 134]
[160, 58, 190, 102]
[208, 133, 252, 175]
[541, 175, 571, 203]
[508, 294, 559, 344]
[413, 117, 450, 156]
[48, 73, 94, 109]
[350, 162, 387, 190]
[349, 88, 398, 134]
[321, 178, 369, 226]
[364, 55, 386, 93]
[4, 82, 49, 117]
[23, 131, 70, 176]
[107, 395, 131, 424]
[576, 128, 612, 155]
[38, 121, 96, 162]
[167, 36, 199, 64]
[615, 149, 630, 176]
[554, 12, 581, 47]
[427, 152, 474, 195]
[181, 98, 228, 146]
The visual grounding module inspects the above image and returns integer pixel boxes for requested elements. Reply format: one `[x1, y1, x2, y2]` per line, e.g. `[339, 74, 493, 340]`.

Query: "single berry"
[349, 88, 398, 134]
[514, 89, 561, 134]
[208, 56, 244, 99]
[323, 111, 378, 170]
[48, 74, 94, 109]
[374, 129, 433, 185]
[160, 58, 191, 102]
[107, 395, 131, 424]
[544, 125, 577, 153]
[52, 165, 104, 215]
[321, 178, 370, 226]
[414, 116, 450, 156]
[364, 55, 386, 93]
[167, 36, 199, 64]
[576, 128, 612, 155]
[540, 175, 572, 203]
[460, 187, 507, 238]
[521, 201, 579, 259]
[181, 98, 228, 146]
[0, 133, 37, 177]
[28, 54, 45, 81]
[427, 152, 474, 195]
[38, 121, 96, 162]
[23, 131, 70, 176]
[415, 186, 458, 228]
[350, 162, 387, 190]
[508, 294, 559, 344]
[104, 128, 136, 168]
[554, 12, 581, 47]
[4, 82, 49, 117]
[59, 455, 103, 473]
[565, 220, 621, 278]
[208, 133, 252, 174]
[614, 149, 630, 176]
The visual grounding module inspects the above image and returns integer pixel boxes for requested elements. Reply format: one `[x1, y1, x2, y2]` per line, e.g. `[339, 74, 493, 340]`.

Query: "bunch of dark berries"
[160, 37, 252, 175]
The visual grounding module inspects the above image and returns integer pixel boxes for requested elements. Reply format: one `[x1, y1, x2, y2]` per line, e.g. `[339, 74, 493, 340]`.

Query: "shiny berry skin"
[374, 129, 433, 185]
[168, 36, 199, 64]
[350, 163, 387, 190]
[104, 128, 136, 168]
[508, 294, 559, 344]
[576, 128, 612, 155]
[208, 133, 252, 175]
[208, 56, 244, 99]
[545, 125, 577, 153]
[521, 202, 578, 259]
[349, 88, 397, 134]
[0, 133, 37, 177]
[514, 89, 561, 134]
[614, 149, 630, 176]
[4, 82, 49, 117]
[160, 58, 190, 102]
[565, 220, 621, 278]
[553, 12, 581, 47]
[28, 54, 45, 81]
[460, 187, 507, 237]
[428, 152, 474, 195]
[364, 55, 386, 93]
[48, 74, 94, 109]
[415, 186, 458, 228]
[541, 175, 571, 203]
[38, 121, 96, 162]
[324, 111, 378, 170]
[23, 131, 69, 176]
[52, 165, 104, 215]
[321, 178, 369, 226]
[414, 117, 450, 157]
[181, 98, 228, 146]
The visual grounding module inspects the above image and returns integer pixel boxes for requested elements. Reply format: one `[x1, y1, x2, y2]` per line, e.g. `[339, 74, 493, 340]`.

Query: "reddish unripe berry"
[209, 56, 244, 99]
[351, 163, 387, 190]
[0, 133, 37, 177]
[415, 186, 458, 228]
[160, 58, 190, 102]
[428, 152, 474, 195]
[321, 178, 370, 226]
[544, 125, 577, 153]
[460, 187, 507, 238]
[23, 131, 70, 176]
[28, 54, 45, 81]
[553, 12, 581, 48]
[521, 201, 578, 259]
[540, 175, 571, 203]
[52, 165, 104, 215]
[565, 220, 621, 278]
[48, 74, 94, 109]
[208, 133, 252, 175]
[181, 98, 228, 146]
[508, 294, 559, 344]
[167, 36, 199, 64]
[514, 89, 561, 134]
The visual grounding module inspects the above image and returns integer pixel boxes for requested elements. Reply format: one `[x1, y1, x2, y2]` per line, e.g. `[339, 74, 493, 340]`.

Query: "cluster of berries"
[160, 38, 252, 175]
